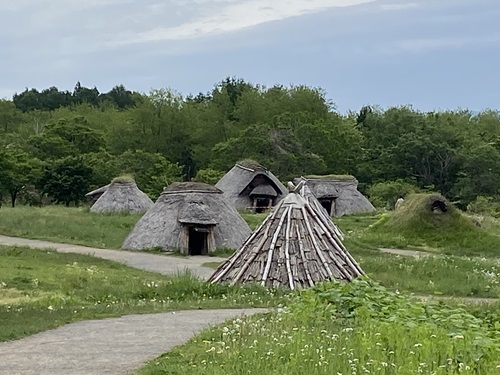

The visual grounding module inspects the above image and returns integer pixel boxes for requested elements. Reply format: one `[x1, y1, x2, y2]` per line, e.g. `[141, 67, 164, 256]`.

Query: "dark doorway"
[431, 200, 448, 213]
[319, 198, 334, 216]
[188, 227, 208, 255]
[255, 197, 271, 213]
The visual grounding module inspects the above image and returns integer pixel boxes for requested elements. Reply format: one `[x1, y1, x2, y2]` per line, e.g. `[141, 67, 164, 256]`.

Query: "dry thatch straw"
[122, 182, 252, 254]
[85, 184, 110, 203]
[209, 185, 364, 289]
[90, 178, 153, 214]
[293, 175, 375, 217]
[216, 161, 288, 213]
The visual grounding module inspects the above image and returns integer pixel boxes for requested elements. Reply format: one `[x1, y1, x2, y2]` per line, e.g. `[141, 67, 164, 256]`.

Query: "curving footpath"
[0, 235, 225, 280]
[0, 235, 262, 374]
[0, 308, 267, 375]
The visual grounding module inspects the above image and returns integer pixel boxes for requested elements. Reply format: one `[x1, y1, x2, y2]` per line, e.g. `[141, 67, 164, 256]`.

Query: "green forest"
[0, 78, 499, 212]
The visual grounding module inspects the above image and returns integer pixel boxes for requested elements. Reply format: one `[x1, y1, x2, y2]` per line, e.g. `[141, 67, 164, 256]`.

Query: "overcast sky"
[1, 0, 498, 112]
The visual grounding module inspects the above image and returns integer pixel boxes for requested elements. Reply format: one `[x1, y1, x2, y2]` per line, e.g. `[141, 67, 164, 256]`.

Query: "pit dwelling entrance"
[318, 197, 337, 216]
[188, 226, 210, 255]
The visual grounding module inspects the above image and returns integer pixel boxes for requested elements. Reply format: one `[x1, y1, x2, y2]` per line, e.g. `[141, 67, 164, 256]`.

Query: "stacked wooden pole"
[209, 183, 364, 289]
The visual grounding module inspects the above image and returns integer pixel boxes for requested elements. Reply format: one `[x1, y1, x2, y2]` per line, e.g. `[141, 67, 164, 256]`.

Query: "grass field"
[139, 280, 500, 375]
[1, 205, 499, 258]
[1, 206, 499, 299]
[0, 246, 289, 342]
[1, 205, 500, 373]
[336, 211, 500, 258]
[0, 206, 140, 248]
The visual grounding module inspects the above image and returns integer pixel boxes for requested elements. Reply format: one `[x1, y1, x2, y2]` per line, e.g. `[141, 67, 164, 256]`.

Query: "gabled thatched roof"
[209, 188, 364, 289]
[250, 184, 278, 197]
[90, 180, 153, 214]
[85, 184, 110, 198]
[293, 176, 375, 217]
[216, 163, 288, 209]
[303, 174, 356, 181]
[122, 182, 251, 252]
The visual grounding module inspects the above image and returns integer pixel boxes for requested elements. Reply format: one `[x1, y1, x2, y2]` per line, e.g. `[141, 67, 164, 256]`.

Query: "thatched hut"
[293, 175, 375, 217]
[90, 178, 153, 214]
[216, 161, 288, 213]
[209, 182, 364, 289]
[122, 182, 252, 255]
[85, 184, 110, 204]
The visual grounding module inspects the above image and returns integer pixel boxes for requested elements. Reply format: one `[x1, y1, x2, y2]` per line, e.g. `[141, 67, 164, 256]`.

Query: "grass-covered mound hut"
[122, 182, 252, 255]
[216, 160, 288, 213]
[89, 177, 153, 214]
[369, 193, 500, 254]
[209, 183, 364, 289]
[293, 175, 375, 217]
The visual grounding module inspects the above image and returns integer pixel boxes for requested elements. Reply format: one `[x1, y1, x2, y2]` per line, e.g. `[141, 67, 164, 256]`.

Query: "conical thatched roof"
[209, 184, 364, 289]
[90, 179, 153, 214]
[216, 161, 288, 211]
[122, 182, 252, 253]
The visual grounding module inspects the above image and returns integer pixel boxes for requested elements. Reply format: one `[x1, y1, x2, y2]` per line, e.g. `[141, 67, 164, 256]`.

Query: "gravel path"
[0, 235, 225, 280]
[0, 308, 267, 375]
[0, 235, 261, 373]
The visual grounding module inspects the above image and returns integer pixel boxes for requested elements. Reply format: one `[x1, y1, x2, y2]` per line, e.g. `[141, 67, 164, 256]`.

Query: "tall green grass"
[239, 212, 268, 230]
[0, 206, 141, 248]
[359, 254, 500, 298]
[0, 246, 290, 341]
[200, 253, 500, 298]
[139, 280, 500, 375]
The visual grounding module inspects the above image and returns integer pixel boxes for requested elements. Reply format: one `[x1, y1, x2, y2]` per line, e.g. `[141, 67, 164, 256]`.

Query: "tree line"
[0, 77, 499, 211]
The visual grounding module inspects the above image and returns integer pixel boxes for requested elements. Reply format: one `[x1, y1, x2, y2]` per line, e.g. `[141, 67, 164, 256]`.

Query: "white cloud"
[380, 2, 418, 11]
[119, 0, 376, 44]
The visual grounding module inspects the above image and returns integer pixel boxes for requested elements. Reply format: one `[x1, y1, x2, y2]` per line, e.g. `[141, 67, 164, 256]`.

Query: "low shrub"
[467, 196, 500, 218]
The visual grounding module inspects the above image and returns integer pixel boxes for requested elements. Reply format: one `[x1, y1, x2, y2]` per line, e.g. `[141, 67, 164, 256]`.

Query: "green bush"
[192, 168, 225, 185]
[368, 180, 423, 209]
[467, 196, 500, 218]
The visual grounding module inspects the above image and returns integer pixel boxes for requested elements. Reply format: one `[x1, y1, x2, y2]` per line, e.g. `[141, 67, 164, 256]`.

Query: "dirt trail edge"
[0, 308, 268, 375]
[0, 235, 225, 280]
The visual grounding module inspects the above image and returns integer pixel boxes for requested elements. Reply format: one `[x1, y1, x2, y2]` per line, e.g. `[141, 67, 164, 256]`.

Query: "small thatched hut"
[90, 178, 154, 214]
[85, 184, 110, 203]
[209, 182, 364, 289]
[122, 182, 252, 255]
[216, 160, 288, 213]
[293, 175, 375, 217]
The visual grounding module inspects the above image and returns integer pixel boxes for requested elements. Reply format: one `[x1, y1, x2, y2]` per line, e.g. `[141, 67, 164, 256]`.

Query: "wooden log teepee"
[209, 182, 364, 290]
